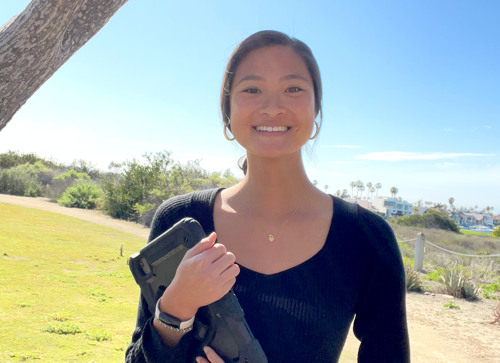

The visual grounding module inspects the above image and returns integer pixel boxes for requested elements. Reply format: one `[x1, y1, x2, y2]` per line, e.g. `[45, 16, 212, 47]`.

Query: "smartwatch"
[154, 298, 195, 333]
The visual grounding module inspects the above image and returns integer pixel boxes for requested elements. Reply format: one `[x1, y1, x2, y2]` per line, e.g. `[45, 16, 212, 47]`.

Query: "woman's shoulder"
[148, 188, 222, 242]
[332, 197, 399, 255]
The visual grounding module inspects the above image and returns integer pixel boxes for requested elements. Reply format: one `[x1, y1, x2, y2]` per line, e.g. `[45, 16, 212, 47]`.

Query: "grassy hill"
[0, 203, 146, 362]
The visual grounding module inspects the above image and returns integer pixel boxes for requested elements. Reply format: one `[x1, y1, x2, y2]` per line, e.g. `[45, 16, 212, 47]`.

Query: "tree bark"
[0, 0, 129, 132]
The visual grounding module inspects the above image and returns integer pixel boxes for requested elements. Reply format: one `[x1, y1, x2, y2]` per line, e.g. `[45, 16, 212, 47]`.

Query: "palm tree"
[448, 197, 455, 210]
[356, 180, 364, 199]
[349, 181, 356, 198]
[313, 179, 318, 187]
[370, 187, 375, 199]
[366, 182, 373, 199]
[335, 190, 341, 197]
[359, 186, 366, 199]
[375, 183, 382, 197]
[390, 187, 398, 198]
[340, 189, 349, 198]
[324, 185, 329, 193]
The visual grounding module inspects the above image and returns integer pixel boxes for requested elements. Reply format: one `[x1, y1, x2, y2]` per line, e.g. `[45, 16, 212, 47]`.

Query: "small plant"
[85, 329, 112, 342]
[444, 301, 460, 310]
[424, 268, 445, 281]
[479, 282, 500, 299]
[402, 256, 414, 267]
[87, 286, 112, 302]
[17, 302, 31, 307]
[48, 311, 71, 322]
[42, 322, 82, 335]
[405, 265, 423, 292]
[438, 265, 481, 300]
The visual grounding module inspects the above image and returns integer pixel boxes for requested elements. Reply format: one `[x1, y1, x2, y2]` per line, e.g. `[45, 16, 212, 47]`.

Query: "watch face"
[158, 311, 181, 328]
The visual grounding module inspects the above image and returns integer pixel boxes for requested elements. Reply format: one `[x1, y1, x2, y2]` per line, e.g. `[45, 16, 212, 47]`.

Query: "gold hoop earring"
[224, 123, 235, 141]
[309, 121, 320, 140]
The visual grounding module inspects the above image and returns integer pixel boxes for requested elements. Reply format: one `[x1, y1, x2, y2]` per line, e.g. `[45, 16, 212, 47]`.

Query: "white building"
[371, 196, 413, 217]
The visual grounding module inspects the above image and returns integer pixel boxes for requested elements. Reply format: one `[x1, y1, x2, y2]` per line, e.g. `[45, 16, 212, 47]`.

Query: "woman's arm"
[353, 209, 410, 362]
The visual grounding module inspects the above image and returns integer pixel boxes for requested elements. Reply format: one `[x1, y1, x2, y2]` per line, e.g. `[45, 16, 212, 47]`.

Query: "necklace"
[239, 182, 313, 242]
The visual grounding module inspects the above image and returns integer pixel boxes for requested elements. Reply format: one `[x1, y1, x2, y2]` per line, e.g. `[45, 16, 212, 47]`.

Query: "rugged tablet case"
[129, 217, 267, 363]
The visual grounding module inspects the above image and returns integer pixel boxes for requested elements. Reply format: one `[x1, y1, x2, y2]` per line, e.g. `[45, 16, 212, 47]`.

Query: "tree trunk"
[0, 0, 129, 132]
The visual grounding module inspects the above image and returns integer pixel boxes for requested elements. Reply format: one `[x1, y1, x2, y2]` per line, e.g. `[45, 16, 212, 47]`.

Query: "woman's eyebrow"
[280, 74, 309, 82]
[236, 73, 309, 85]
[235, 75, 262, 85]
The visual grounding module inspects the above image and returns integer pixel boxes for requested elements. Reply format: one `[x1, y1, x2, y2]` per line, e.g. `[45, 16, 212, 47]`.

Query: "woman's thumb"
[184, 232, 217, 259]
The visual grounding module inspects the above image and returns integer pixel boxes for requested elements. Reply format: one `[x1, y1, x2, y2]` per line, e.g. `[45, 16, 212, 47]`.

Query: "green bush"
[0, 166, 43, 197]
[54, 169, 90, 182]
[493, 226, 500, 238]
[100, 151, 239, 223]
[57, 183, 103, 209]
[0, 150, 59, 169]
[394, 209, 460, 233]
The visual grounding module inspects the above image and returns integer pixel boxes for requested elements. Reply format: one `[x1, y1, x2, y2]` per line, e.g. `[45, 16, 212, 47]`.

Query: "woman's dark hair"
[220, 30, 323, 175]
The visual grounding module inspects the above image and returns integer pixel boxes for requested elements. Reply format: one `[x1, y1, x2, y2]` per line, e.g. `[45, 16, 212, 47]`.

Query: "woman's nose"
[259, 93, 285, 118]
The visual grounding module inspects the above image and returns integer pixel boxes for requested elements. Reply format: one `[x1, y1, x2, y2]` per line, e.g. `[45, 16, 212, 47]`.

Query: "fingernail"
[203, 346, 209, 354]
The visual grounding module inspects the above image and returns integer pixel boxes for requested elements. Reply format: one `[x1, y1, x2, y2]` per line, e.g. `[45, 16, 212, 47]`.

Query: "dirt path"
[2, 194, 499, 362]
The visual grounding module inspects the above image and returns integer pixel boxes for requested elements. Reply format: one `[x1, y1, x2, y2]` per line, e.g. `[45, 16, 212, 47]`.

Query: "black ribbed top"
[125, 188, 410, 363]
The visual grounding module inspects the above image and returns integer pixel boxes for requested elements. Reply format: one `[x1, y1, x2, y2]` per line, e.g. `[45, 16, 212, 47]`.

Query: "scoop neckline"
[208, 188, 336, 278]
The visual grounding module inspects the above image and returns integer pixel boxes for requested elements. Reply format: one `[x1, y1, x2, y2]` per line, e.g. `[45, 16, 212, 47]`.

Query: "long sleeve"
[353, 207, 410, 362]
[125, 192, 203, 363]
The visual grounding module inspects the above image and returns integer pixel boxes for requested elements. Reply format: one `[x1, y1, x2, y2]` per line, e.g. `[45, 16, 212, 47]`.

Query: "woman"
[126, 30, 410, 363]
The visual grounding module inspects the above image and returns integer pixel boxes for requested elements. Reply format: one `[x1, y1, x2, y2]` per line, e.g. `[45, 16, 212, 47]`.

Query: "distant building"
[343, 198, 378, 213]
[453, 212, 493, 227]
[492, 216, 500, 226]
[371, 196, 413, 217]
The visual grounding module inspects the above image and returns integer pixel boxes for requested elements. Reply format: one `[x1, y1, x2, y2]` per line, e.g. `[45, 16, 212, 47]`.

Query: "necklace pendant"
[269, 235, 275, 242]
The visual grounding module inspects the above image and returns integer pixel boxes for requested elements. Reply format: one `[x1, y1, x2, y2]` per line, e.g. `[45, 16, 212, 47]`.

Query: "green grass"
[0, 203, 147, 362]
[460, 229, 492, 236]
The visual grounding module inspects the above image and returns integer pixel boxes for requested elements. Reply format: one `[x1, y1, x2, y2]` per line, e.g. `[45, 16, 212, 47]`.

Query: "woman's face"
[229, 45, 316, 160]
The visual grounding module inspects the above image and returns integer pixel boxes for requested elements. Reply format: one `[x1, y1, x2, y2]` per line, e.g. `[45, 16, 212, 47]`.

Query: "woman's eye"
[285, 87, 302, 93]
[243, 88, 260, 94]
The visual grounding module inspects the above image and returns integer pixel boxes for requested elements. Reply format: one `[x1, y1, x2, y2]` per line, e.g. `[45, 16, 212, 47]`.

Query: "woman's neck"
[236, 151, 317, 217]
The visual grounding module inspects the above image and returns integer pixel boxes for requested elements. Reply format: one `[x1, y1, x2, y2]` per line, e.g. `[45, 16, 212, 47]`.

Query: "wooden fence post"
[414, 232, 425, 271]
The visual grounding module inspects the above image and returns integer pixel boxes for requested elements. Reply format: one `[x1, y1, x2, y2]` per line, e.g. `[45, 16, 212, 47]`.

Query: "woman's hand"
[159, 232, 240, 320]
[197, 346, 224, 363]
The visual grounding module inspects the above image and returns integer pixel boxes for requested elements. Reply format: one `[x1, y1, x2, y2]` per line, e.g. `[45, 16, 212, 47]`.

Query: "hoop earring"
[309, 121, 320, 140]
[224, 123, 235, 141]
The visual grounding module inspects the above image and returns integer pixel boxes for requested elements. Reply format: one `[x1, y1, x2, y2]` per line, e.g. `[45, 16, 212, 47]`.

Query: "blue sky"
[0, 0, 498, 211]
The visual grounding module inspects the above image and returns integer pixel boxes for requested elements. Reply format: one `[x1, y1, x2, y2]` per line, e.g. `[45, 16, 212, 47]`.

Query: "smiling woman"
[126, 30, 410, 363]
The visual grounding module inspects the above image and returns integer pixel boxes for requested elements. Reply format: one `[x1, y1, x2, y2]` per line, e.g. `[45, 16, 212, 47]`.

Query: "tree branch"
[0, 0, 129, 132]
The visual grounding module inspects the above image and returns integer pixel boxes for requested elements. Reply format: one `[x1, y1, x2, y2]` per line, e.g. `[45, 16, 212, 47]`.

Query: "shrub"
[54, 169, 90, 182]
[405, 265, 423, 292]
[67, 159, 102, 180]
[394, 209, 460, 233]
[57, 183, 102, 209]
[0, 167, 43, 197]
[0, 150, 59, 169]
[493, 226, 500, 238]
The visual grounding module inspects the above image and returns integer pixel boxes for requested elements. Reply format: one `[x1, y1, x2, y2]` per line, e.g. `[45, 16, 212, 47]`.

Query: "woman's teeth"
[255, 126, 288, 132]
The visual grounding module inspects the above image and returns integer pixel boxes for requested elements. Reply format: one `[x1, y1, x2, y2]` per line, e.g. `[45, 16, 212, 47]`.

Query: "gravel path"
[2, 194, 499, 362]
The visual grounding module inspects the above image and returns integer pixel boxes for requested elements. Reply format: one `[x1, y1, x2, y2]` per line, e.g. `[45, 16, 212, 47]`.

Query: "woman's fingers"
[211, 251, 236, 274]
[198, 346, 225, 363]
